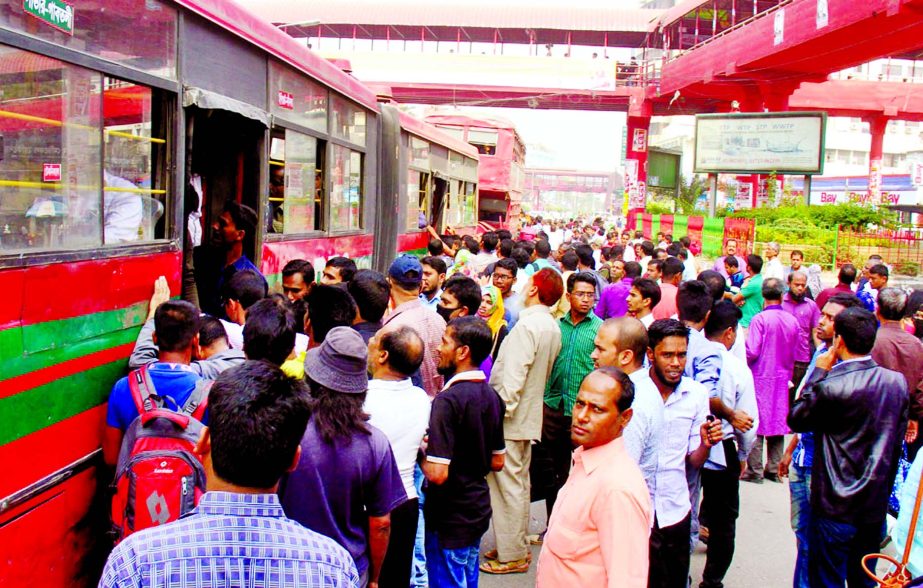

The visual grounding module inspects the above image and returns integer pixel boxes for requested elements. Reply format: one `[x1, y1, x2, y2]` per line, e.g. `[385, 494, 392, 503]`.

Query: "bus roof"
[173, 0, 381, 112]
[423, 113, 520, 132]
[398, 111, 480, 159]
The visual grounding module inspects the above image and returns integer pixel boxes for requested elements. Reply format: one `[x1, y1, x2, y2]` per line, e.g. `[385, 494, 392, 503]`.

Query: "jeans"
[649, 512, 692, 588]
[412, 464, 428, 588]
[789, 463, 812, 588]
[425, 531, 480, 588]
[699, 440, 741, 588]
[809, 516, 884, 588]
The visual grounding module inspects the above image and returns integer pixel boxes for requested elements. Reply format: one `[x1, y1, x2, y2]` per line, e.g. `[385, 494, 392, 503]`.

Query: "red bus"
[0, 1, 476, 585]
[424, 113, 526, 232]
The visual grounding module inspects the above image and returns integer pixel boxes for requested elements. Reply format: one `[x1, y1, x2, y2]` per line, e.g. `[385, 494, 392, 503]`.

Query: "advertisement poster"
[632, 128, 648, 153]
[774, 9, 785, 45]
[694, 113, 825, 174]
[686, 216, 704, 255]
[625, 159, 646, 209]
[816, 0, 828, 28]
[723, 218, 756, 257]
[735, 183, 752, 210]
[868, 160, 882, 204]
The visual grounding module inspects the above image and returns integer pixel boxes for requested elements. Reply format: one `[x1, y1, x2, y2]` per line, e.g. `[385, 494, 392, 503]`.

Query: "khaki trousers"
[487, 439, 532, 562]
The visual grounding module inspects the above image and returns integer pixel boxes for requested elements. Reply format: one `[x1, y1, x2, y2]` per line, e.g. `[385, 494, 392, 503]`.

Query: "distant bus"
[424, 113, 526, 232]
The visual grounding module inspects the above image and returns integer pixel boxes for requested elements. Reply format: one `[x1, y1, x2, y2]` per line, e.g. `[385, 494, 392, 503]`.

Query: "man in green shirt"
[734, 254, 765, 331]
[532, 271, 602, 525]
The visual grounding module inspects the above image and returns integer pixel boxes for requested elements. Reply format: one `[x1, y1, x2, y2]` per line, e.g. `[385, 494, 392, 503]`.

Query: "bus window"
[331, 95, 366, 146]
[267, 128, 325, 234]
[269, 62, 327, 134]
[468, 128, 498, 156]
[464, 182, 478, 226]
[407, 171, 430, 230]
[434, 125, 465, 142]
[103, 77, 167, 244]
[0, 49, 167, 253]
[330, 145, 363, 231]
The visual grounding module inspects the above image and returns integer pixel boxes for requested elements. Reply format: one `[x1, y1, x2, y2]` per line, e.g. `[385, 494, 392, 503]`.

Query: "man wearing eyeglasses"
[492, 258, 522, 328]
[532, 272, 602, 537]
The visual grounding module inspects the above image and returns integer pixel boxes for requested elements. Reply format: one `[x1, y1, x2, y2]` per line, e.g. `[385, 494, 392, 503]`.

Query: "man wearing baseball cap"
[382, 254, 447, 396]
[280, 326, 407, 588]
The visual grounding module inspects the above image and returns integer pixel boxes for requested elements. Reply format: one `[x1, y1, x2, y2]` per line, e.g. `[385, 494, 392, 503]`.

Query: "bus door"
[432, 176, 447, 233]
[185, 107, 265, 309]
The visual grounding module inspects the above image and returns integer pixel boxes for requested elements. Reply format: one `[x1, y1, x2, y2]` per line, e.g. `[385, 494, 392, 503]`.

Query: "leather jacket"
[789, 357, 908, 525]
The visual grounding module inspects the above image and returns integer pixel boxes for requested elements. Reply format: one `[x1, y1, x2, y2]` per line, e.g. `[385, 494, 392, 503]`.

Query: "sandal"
[483, 549, 532, 562]
[479, 558, 530, 575]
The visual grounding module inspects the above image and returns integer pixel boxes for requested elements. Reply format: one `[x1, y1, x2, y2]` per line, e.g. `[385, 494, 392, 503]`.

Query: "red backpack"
[111, 365, 210, 542]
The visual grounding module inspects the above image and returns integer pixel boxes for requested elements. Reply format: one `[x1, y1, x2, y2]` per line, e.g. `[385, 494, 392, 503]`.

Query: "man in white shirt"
[472, 232, 500, 275]
[679, 237, 698, 282]
[699, 302, 759, 588]
[628, 278, 660, 329]
[591, 317, 665, 509]
[645, 318, 723, 588]
[365, 325, 431, 587]
[762, 242, 784, 281]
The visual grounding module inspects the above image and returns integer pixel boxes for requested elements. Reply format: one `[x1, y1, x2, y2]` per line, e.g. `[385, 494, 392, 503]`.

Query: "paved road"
[479, 475, 796, 587]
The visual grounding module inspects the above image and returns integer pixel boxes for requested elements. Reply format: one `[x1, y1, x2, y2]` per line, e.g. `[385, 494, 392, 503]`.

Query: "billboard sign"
[694, 112, 826, 175]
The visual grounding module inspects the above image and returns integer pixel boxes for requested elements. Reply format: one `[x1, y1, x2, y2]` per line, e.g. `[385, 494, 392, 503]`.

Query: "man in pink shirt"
[653, 257, 683, 320]
[536, 367, 652, 588]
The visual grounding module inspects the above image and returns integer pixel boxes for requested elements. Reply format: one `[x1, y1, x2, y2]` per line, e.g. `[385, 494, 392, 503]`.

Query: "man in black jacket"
[789, 307, 908, 588]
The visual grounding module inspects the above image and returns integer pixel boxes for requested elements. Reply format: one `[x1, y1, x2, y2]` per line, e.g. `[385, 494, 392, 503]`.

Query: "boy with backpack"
[103, 299, 205, 466]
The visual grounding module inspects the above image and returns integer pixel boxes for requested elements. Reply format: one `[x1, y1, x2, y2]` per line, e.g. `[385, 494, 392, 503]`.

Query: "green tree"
[676, 174, 707, 215]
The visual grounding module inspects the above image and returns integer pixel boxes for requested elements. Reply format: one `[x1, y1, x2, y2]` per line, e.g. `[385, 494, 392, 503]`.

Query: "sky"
[241, 0, 645, 172]
[405, 105, 626, 172]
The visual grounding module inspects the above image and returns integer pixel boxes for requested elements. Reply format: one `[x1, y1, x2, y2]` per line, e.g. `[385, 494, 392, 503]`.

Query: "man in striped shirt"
[534, 272, 603, 522]
[99, 361, 359, 588]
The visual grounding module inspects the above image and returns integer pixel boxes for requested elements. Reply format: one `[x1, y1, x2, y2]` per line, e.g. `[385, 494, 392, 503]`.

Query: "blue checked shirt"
[99, 492, 359, 588]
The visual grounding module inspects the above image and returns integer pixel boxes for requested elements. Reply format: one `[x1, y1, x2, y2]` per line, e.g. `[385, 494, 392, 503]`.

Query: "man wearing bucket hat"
[280, 327, 407, 588]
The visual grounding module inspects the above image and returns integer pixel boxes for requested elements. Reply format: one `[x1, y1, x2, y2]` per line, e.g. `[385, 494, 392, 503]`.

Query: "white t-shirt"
[221, 319, 244, 350]
[365, 378, 431, 499]
[548, 230, 565, 251]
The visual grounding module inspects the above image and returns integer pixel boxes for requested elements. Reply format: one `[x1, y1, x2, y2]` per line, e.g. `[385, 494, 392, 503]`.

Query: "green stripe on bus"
[400, 248, 427, 256]
[21, 302, 147, 356]
[0, 323, 140, 383]
[0, 327, 24, 363]
[0, 359, 126, 446]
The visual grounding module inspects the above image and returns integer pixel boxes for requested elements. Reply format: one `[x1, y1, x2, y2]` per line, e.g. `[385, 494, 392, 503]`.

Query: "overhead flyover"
[651, 0, 923, 105]
[237, 0, 662, 49]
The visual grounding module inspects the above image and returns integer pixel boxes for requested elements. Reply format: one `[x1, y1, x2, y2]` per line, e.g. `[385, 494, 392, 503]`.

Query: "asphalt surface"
[479, 472, 797, 587]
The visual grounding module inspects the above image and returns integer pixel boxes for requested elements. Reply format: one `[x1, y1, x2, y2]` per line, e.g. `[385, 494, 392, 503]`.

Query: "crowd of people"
[98, 207, 923, 588]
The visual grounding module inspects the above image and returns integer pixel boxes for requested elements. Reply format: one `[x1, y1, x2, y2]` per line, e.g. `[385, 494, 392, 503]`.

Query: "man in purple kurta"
[744, 278, 799, 483]
[594, 262, 641, 319]
[781, 270, 820, 402]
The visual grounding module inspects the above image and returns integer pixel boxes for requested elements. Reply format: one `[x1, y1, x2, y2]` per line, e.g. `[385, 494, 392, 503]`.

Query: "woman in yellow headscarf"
[478, 284, 508, 359]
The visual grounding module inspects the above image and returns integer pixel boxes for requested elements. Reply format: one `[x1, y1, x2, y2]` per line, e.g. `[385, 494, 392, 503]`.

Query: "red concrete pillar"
[626, 115, 651, 214]
[625, 96, 652, 215]
[865, 116, 888, 205]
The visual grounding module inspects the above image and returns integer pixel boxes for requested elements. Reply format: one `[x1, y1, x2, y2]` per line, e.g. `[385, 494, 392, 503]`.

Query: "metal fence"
[630, 212, 923, 276]
[753, 222, 840, 272]
[836, 227, 923, 276]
